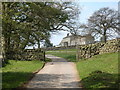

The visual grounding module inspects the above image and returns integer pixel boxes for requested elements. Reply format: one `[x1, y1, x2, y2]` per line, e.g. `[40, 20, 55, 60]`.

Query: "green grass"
[2, 60, 44, 89]
[76, 52, 119, 89]
[46, 49, 76, 62]
[49, 48, 76, 51]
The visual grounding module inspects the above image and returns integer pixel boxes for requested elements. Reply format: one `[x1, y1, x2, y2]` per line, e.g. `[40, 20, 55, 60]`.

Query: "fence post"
[43, 51, 45, 61]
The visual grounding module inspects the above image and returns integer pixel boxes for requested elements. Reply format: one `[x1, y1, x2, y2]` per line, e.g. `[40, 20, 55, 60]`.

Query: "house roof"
[63, 34, 92, 39]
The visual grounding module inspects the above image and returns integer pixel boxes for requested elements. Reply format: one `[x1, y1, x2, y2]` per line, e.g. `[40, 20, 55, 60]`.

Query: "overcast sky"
[50, 1, 118, 46]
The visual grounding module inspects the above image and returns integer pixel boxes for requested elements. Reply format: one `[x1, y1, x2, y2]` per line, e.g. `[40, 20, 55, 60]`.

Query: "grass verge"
[46, 49, 76, 62]
[76, 52, 119, 89]
[2, 60, 44, 89]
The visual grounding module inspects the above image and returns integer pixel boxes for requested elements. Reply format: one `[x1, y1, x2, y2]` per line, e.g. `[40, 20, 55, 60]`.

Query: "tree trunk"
[2, 3, 12, 65]
[103, 29, 107, 43]
[0, 2, 3, 67]
[38, 40, 40, 49]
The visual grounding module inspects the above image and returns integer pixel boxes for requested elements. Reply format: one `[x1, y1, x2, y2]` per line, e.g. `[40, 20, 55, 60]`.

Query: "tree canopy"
[80, 7, 119, 42]
[2, 2, 72, 64]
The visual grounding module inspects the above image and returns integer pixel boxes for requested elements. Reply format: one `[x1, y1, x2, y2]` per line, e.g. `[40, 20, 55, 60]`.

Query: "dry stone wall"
[7, 49, 45, 61]
[99, 39, 119, 54]
[77, 38, 120, 60]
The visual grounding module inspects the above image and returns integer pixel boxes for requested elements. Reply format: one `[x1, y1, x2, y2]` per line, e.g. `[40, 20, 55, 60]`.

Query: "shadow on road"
[26, 73, 81, 88]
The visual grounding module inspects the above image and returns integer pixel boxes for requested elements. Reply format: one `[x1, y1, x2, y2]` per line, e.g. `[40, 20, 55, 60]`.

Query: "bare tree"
[50, 2, 81, 36]
[81, 7, 119, 42]
[63, 2, 81, 35]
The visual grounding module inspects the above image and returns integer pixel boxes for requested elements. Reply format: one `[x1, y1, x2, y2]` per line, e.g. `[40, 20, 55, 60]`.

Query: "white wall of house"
[60, 37, 71, 46]
[59, 34, 94, 46]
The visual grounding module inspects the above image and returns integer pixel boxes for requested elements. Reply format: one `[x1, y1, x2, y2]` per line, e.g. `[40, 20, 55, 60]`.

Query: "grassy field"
[46, 49, 76, 62]
[2, 60, 44, 88]
[76, 52, 118, 88]
[48, 49, 76, 51]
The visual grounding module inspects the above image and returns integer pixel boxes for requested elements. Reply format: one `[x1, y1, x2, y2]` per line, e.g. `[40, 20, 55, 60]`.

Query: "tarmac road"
[26, 54, 81, 89]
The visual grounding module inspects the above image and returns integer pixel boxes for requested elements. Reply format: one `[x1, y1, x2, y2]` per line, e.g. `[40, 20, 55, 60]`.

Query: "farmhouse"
[59, 34, 94, 47]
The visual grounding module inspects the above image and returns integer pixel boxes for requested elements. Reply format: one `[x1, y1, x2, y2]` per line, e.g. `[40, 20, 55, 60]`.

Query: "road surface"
[26, 54, 81, 89]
